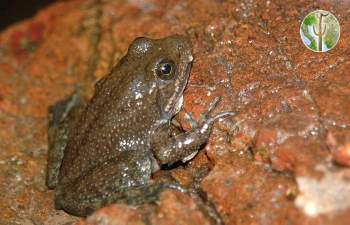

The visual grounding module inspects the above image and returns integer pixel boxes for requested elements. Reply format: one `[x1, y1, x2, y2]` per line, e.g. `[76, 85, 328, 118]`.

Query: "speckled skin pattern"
[46, 35, 232, 217]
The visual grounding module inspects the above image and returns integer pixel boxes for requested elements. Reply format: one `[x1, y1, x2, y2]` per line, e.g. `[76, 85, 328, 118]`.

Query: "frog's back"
[58, 63, 159, 186]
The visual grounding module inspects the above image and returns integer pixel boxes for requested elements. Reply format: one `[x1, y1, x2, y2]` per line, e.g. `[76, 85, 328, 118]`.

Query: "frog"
[46, 35, 233, 217]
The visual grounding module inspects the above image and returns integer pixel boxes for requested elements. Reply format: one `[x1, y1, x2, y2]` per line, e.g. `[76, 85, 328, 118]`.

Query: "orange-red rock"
[1, 0, 350, 224]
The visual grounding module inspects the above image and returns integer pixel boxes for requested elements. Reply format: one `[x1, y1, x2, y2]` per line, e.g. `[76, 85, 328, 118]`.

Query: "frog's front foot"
[151, 97, 234, 165]
[185, 96, 234, 135]
[179, 97, 234, 162]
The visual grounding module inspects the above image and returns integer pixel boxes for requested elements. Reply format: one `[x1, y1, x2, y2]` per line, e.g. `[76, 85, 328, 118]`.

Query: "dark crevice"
[0, 0, 57, 31]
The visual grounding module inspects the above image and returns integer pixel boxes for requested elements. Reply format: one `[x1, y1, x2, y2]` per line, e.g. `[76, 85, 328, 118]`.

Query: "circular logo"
[300, 10, 340, 52]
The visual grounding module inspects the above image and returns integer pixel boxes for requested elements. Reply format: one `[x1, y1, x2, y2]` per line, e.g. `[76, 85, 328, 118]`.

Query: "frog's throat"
[173, 95, 184, 115]
[167, 62, 191, 117]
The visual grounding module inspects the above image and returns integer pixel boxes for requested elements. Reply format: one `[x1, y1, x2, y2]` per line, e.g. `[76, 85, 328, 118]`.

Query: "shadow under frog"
[46, 35, 233, 217]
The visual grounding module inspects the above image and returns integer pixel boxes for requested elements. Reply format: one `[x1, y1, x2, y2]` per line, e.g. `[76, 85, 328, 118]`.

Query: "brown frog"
[46, 35, 233, 216]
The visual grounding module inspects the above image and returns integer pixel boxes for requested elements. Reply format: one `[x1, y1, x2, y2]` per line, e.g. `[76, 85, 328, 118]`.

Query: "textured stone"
[1, 0, 350, 224]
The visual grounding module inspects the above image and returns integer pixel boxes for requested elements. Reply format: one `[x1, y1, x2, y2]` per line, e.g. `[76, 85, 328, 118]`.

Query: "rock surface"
[1, 0, 350, 224]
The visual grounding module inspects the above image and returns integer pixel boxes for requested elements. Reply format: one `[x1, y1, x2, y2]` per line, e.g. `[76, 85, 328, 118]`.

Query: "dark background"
[0, 0, 57, 31]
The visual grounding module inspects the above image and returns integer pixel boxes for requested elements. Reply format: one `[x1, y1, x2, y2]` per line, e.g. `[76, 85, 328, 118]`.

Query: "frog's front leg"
[151, 97, 234, 165]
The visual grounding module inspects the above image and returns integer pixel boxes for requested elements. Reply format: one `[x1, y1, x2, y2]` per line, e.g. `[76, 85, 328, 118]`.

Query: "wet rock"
[77, 190, 210, 225]
[76, 204, 144, 225]
[327, 132, 350, 167]
[333, 143, 350, 167]
[201, 154, 298, 225]
[295, 166, 350, 218]
[148, 190, 211, 225]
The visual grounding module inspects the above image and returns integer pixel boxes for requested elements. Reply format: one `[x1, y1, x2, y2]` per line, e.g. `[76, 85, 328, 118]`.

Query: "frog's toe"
[200, 96, 221, 122]
[184, 97, 225, 129]
[199, 96, 234, 125]
[153, 181, 188, 195]
[185, 97, 234, 131]
[197, 111, 234, 136]
[184, 112, 198, 129]
[164, 183, 188, 193]
[206, 111, 235, 125]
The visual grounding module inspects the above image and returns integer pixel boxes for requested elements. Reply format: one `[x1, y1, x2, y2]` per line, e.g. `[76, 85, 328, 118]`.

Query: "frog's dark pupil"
[161, 63, 172, 75]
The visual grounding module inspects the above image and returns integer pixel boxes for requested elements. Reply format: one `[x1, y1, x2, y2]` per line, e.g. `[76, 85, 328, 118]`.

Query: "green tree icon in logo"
[300, 10, 340, 52]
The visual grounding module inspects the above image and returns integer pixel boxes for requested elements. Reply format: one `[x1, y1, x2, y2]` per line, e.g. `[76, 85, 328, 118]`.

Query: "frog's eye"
[156, 60, 175, 80]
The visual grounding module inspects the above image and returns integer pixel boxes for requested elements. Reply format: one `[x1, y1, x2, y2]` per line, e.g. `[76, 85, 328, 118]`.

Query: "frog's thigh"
[55, 153, 152, 216]
[47, 92, 84, 189]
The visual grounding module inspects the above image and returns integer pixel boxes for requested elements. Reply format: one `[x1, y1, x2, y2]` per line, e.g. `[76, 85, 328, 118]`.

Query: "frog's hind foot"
[53, 153, 186, 217]
[46, 91, 84, 189]
[48, 91, 81, 130]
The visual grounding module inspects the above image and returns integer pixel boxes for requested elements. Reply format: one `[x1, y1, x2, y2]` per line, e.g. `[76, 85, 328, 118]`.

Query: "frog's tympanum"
[46, 35, 232, 216]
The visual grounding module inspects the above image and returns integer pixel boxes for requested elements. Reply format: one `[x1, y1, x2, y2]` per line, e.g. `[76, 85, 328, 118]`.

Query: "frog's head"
[127, 35, 193, 120]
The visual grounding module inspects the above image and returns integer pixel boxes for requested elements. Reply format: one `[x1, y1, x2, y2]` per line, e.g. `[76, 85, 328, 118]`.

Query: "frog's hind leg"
[54, 152, 185, 217]
[46, 92, 85, 189]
